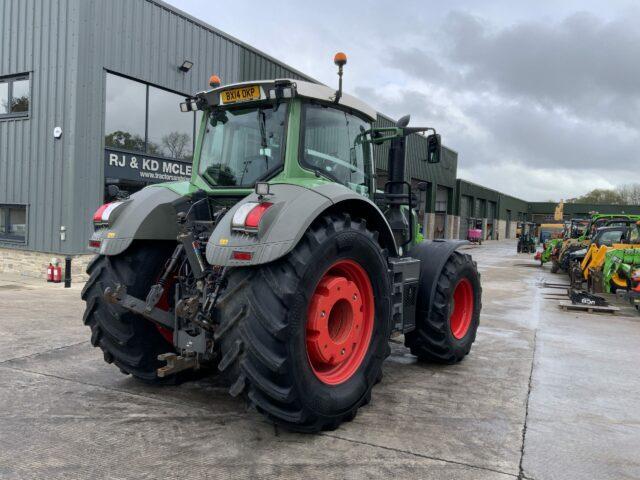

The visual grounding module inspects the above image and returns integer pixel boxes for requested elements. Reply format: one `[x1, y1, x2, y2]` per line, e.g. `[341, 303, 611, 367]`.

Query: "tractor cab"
[179, 56, 441, 250]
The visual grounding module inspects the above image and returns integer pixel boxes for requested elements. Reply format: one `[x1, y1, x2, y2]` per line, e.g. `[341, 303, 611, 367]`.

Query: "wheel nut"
[320, 311, 325, 317]
[341, 348, 345, 355]
[352, 294, 357, 300]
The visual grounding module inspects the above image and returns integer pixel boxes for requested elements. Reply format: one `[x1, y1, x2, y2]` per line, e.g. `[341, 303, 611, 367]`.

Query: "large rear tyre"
[81, 243, 177, 383]
[215, 214, 391, 432]
[405, 251, 481, 364]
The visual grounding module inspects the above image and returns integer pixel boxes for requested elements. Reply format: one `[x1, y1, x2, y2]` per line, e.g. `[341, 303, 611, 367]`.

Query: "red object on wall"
[47, 264, 54, 282]
[52, 265, 62, 283]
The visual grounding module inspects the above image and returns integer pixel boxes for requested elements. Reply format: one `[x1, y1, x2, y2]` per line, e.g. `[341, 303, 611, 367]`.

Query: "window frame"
[103, 70, 197, 162]
[0, 73, 30, 120]
[298, 100, 374, 194]
[0, 204, 28, 244]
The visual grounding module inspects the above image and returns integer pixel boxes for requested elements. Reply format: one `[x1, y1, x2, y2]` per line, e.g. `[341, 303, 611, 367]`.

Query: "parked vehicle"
[81, 55, 482, 432]
[517, 221, 537, 253]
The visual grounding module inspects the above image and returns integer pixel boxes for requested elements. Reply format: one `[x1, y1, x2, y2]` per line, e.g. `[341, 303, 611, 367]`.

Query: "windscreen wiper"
[258, 109, 269, 171]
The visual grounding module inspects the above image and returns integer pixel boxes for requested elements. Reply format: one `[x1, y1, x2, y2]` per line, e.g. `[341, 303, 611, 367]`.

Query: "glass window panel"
[0, 82, 8, 114]
[11, 79, 29, 113]
[148, 86, 194, 161]
[302, 104, 371, 194]
[8, 207, 26, 235]
[0, 205, 26, 242]
[104, 73, 146, 152]
[198, 105, 287, 187]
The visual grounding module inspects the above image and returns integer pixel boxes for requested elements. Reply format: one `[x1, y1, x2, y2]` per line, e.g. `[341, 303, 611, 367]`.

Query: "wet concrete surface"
[0, 240, 638, 479]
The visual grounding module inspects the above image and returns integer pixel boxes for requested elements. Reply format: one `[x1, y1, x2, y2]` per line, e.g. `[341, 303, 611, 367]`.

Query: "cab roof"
[203, 79, 378, 122]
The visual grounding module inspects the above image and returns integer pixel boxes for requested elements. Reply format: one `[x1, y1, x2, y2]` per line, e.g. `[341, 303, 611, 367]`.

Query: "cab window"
[301, 103, 371, 194]
[598, 230, 623, 246]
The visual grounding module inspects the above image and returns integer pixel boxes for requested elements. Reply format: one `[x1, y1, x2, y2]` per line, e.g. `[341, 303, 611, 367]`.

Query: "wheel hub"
[306, 260, 374, 385]
[450, 278, 474, 339]
[307, 276, 363, 366]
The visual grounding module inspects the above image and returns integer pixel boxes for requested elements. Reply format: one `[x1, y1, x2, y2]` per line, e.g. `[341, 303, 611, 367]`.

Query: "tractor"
[81, 54, 482, 432]
[516, 221, 537, 254]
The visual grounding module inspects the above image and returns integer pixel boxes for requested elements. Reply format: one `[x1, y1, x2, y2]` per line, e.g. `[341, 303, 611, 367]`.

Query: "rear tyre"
[405, 251, 481, 364]
[551, 260, 560, 274]
[81, 243, 178, 383]
[215, 214, 391, 432]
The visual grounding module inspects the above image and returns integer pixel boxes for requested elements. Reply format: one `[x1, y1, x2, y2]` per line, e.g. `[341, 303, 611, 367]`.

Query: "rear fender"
[410, 239, 469, 320]
[205, 183, 397, 267]
[89, 186, 184, 256]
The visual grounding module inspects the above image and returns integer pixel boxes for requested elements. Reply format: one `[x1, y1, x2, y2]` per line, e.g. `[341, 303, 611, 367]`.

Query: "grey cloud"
[391, 10, 640, 129]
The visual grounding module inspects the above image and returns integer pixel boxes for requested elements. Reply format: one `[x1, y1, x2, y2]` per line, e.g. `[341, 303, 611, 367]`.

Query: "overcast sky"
[170, 0, 640, 201]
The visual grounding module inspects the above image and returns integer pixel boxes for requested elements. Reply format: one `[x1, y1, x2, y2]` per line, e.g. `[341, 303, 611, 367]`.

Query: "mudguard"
[89, 186, 184, 256]
[410, 239, 469, 321]
[206, 183, 397, 266]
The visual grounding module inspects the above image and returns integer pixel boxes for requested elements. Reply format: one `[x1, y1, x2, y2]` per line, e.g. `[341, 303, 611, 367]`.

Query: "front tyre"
[215, 214, 391, 432]
[405, 251, 481, 363]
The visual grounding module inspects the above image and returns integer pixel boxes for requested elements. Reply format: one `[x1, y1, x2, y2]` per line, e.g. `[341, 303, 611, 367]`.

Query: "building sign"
[104, 149, 192, 183]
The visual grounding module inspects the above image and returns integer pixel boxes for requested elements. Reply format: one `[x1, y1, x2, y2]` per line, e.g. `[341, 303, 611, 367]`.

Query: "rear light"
[93, 201, 122, 224]
[232, 202, 273, 231]
[232, 250, 253, 261]
[89, 240, 101, 249]
[245, 202, 273, 229]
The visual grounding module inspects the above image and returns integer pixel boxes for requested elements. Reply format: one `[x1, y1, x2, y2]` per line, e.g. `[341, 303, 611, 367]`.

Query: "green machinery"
[599, 248, 640, 293]
[81, 54, 482, 432]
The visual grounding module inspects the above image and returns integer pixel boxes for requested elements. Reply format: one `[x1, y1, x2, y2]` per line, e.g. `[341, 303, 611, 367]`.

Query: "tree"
[161, 131, 191, 159]
[105, 130, 146, 152]
[618, 183, 640, 205]
[11, 95, 29, 112]
[567, 188, 625, 205]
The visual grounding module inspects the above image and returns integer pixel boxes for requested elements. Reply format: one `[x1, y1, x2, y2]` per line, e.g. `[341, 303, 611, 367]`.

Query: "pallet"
[558, 301, 620, 314]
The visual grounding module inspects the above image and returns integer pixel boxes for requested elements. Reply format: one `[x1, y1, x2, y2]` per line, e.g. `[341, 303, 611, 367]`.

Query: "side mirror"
[426, 134, 441, 163]
[417, 182, 428, 191]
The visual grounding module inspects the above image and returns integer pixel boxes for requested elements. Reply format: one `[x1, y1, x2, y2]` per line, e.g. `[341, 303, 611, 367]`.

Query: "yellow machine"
[575, 223, 640, 289]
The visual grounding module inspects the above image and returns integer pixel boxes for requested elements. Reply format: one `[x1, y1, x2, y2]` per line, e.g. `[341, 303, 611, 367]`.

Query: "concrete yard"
[0, 240, 639, 479]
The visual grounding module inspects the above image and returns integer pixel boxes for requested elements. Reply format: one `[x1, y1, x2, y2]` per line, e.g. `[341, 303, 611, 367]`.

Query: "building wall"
[497, 219, 506, 240]
[528, 202, 640, 221]
[0, 0, 83, 254]
[0, 246, 93, 281]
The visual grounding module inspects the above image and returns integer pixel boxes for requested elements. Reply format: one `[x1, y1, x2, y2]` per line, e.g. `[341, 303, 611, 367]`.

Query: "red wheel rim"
[306, 259, 375, 385]
[450, 278, 474, 339]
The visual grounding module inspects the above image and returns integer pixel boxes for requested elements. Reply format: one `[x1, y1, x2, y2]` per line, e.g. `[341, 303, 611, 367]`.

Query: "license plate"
[220, 85, 261, 104]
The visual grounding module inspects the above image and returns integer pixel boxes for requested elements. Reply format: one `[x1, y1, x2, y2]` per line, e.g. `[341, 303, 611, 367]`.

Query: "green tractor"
[81, 54, 482, 432]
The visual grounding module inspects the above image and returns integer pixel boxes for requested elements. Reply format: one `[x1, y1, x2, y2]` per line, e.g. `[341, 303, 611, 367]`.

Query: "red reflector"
[93, 203, 111, 222]
[89, 240, 101, 249]
[245, 202, 273, 229]
[232, 251, 252, 261]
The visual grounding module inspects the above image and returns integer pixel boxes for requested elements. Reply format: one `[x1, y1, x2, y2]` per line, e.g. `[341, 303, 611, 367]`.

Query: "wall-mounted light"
[178, 60, 194, 73]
